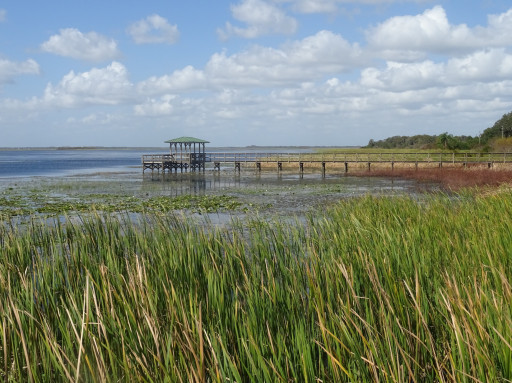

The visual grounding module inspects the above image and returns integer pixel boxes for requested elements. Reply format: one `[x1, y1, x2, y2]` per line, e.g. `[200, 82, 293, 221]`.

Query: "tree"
[481, 111, 512, 144]
[437, 132, 450, 149]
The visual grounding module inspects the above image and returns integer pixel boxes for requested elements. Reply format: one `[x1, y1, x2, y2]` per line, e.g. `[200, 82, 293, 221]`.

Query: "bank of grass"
[1, 191, 512, 382]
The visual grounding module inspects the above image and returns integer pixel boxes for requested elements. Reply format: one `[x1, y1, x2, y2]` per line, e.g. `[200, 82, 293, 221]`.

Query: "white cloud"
[41, 28, 121, 62]
[134, 95, 177, 116]
[0, 9, 6, 22]
[360, 49, 512, 92]
[43, 61, 133, 107]
[127, 14, 180, 44]
[485, 8, 512, 46]
[219, 0, 298, 39]
[0, 58, 40, 84]
[139, 30, 362, 94]
[366, 6, 512, 59]
[209, 30, 362, 85]
[137, 66, 206, 95]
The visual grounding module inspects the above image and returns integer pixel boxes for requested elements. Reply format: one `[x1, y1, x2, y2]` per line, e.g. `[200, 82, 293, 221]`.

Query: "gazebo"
[165, 136, 210, 171]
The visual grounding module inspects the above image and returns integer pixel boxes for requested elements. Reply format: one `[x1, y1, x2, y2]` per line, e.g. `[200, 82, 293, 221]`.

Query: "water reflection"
[141, 169, 426, 200]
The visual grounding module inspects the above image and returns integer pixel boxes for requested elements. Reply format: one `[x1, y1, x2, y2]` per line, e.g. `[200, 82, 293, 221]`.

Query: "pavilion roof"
[165, 136, 210, 144]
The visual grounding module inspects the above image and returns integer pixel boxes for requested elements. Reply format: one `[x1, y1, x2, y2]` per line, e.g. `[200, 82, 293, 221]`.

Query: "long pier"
[142, 152, 512, 174]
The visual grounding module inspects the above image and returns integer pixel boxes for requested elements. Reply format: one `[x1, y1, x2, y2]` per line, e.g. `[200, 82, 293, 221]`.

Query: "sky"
[1, 0, 512, 147]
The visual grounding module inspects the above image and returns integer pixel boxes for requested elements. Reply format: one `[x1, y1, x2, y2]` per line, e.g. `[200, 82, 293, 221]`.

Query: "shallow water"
[0, 147, 444, 224]
[0, 165, 440, 223]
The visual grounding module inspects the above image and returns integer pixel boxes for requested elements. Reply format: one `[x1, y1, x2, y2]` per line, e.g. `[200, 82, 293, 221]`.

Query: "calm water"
[0, 147, 317, 178]
[0, 148, 437, 221]
[0, 148, 159, 178]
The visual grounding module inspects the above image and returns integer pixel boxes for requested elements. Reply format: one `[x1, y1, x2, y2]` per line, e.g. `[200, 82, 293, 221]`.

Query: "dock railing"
[142, 152, 512, 167]
[203, 152, 512, 164]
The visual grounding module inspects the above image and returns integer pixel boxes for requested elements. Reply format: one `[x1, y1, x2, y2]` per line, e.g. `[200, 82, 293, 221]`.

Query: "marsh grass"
[356, 167, 512, 190]
[1, 192, 512, 382]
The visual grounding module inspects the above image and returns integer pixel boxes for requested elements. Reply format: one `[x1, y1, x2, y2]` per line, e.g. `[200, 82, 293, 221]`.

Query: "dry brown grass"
[248, 161, 512, 191]
[354, 166, 512, 191]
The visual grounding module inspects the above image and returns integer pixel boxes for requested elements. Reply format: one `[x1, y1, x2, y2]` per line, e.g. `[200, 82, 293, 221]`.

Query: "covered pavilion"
[165, 136, 210, 171]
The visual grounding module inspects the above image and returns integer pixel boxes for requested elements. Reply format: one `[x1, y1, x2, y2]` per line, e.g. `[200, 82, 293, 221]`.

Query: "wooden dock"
[142, 152, 512, 174]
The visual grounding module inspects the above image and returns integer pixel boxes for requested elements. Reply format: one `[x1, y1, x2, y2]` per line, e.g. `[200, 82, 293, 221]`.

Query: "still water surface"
[0, 147, 318, 178]
[0, 148, 158, 178]
[0, 148, 437, 219]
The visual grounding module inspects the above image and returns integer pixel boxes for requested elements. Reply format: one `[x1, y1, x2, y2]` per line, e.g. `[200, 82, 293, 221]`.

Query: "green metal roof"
[165, 136, 210, 144]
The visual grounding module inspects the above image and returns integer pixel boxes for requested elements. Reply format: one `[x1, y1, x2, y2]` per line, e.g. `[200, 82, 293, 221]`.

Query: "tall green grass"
[1, 192, 511, 382]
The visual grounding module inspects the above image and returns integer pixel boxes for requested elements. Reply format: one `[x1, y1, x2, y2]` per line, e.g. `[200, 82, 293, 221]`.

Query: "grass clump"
[0, 192, 511, 381]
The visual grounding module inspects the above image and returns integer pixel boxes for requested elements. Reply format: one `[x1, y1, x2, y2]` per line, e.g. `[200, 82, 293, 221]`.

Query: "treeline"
[365, 111, 512, 150]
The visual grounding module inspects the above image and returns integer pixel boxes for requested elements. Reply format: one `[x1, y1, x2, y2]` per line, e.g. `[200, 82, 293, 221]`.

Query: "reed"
[1, 192, 511, 382]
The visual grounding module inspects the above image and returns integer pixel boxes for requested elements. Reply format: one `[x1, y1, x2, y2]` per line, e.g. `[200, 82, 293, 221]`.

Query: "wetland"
[1, 148, 511, 382]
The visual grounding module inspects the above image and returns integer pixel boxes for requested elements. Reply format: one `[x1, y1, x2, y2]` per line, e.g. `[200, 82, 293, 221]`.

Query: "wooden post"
[367, 162, 371, 172]
[299, 162, 304, 173]
[322, 162, 326, 176]
[256, 162, 261, 171]
[344, 162, 348, 173]
[277, 162, 282, 171]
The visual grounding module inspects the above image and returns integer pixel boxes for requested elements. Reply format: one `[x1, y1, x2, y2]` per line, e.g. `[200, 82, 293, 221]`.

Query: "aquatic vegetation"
[0, 191, 246, 217]
[1, 192, 511, 381]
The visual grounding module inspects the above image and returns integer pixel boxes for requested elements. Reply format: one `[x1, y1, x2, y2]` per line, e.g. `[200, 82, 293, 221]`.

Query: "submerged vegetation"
[0, 190, 246, 218]
[1, 190, 512, 382]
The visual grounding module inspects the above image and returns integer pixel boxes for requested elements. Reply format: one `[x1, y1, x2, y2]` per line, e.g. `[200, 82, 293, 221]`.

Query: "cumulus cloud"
[127, 14, 180, 44]
[0, 58, 40, 84]
[218, 0, 298, 39]
[361, 49, 512, 92]
[134, 95, 177, 116]
[209, 30, 362, 84]
[484, 8, 512, 46]
[366, 6, 512, 59]
[138, 30, 362, 94]
[137, 66, 206, 95]
[43, 61, 133, 107]
[40, 28, 121, 62]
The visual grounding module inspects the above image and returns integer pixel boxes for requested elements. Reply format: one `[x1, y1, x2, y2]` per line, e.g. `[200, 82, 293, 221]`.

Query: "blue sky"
[1, 0, 512, 147]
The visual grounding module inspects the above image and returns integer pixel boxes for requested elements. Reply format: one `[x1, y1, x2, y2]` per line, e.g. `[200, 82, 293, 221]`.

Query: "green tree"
[481, 111, 512, 144]
[437, 132, 450, 149]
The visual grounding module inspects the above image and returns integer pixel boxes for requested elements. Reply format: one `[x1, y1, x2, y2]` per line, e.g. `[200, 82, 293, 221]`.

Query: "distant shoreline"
[0, 145, 359, 151]
[0, 146, 162, 151]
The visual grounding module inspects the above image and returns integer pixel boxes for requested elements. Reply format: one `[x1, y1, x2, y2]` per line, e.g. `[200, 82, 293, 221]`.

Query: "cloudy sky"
[1, 0, 511, 147]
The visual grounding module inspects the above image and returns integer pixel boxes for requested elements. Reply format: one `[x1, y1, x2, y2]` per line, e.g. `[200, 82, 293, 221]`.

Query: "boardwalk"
[142, 151, 512, 174]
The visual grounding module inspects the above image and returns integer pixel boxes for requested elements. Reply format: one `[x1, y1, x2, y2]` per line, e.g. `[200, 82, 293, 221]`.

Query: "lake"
[0, 147, 323, 178]
[0, 147, 438, 220]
